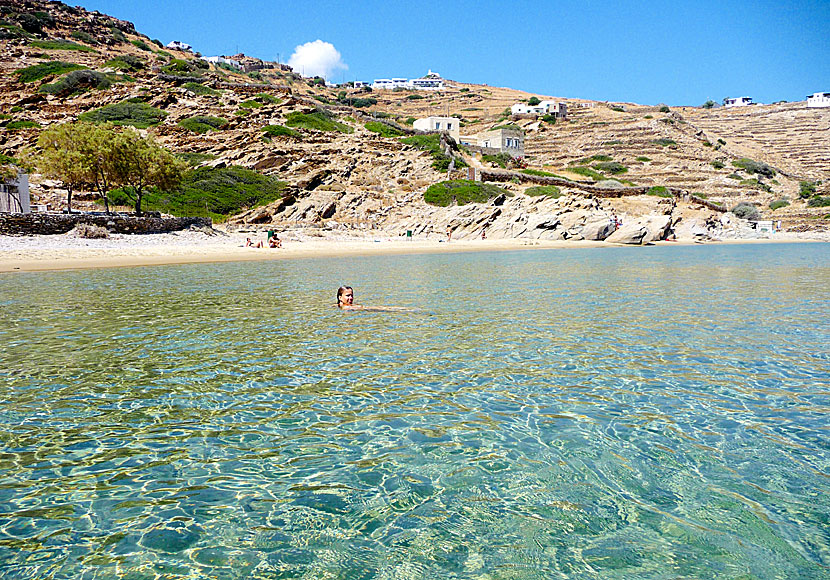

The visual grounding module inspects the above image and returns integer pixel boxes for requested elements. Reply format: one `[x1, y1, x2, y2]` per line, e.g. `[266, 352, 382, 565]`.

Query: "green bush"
[731, 202, 761, 220]
[727, 172, 743, 180]
[717, 138, 726, 145]
[527, 97, 541, 106]
[541, 114, 556, 124]
[460, 88, 469, 93]
[799, 181, 817, 199]
[39, 70, 113, 95]
[610, 105, 625, 112]
[732, 158, 775, 178]
[424, 180, 508, 206]
[406, 94, 424, 100]
[482, 152, 513, 168]
[29, 39, 96, 52]
[104, 55, 145, 71]
[739, 178, 772, 193]
[646, 186, 672, 197]
[15, 61, 85, 83]
[0, 22, 29, 40]
[659, 105, 670, 113]
[234, 109, 250, 117]
[711, 160, 725, 169]
[70, 31, 97, 45]
[178, 115, 228, 133]
[525, 185, 561, 198]
[593, 161, 627, 174]
[400, 133, 465, 172]
[365, 121, 404, 138]
[263, 124, 300, 139]
[254, 93, 282, 104]
[578, 154, 612, 163]
[769, 198, 790, 210]
[569, 166, 605, 181]
[183, 82, 219, 96]
[807, 196, 830, 207]
[521, 168, 557, 178]
[636, 156, 651, 162]
[285, 111, 352, 133]
[109, 27, 127, 43]
[238, 99, 264, 109]
[6, 120, 39, 130]
[702, 100, 716, 109]
[116, 166, 286, 220]
[78, 100, 168, 128]
[131, 39, 154, 51]
[644, 115, 653, 119]
[652, 138, 676, 147]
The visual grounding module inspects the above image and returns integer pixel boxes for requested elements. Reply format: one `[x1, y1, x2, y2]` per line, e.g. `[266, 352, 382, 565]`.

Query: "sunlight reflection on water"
[0, 243, 828, 579]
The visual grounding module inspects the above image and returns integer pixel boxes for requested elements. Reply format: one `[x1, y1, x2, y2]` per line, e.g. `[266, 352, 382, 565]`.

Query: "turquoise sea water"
[0, 243, 828, 579]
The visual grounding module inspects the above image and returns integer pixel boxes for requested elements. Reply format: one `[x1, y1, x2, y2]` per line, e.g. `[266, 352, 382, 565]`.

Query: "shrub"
[644, 115, 653, 119]
[579, 154, 612, 163]
[78, 100, 167, 128]
[652, 138, 676, 147]
[424, 180, 508, 206]
[636, 156, 651, 162]
[659, 105, 670, 113]
[569, 166, 605, 181]
[541, 114, 556, 124]
[527, 97, 541, 106]
[610, 105, 625, 112]
[739, 178, 772, 193]
[116, 166, 286, 220]
[404, 116, 416, 125]
[285, 111, 352, 133]
[234, 109, 250, 117]
[15, 61, 85, 83]
[702, 100, 716, 109]
[647, 186, 672, 197]
[460, 88, 469, 92]
[70, 31, 97, 45]
[406, 94, 424, 100]
[178, 115, 228, 133]
[254, 93, 281, 104]
[525, 185, 561, 198]
[732, 158, 775, 178]
[711, 160, 725, 169]
[717, 138, 726, 145]
[39, 70, 112, 95]
[238, 99, 264, 109]
[731, 202, 761, 220]
[481, 153, 513, 168]
[347, 97, 377, 108]
[262, 124, 300, 139]
[807, 196, 830, 207]
[29, 39, 96, 52]
[176, 152, 216, 166]
[365, 121, 403, 138]
[769, 198, 790, 210]
[71, 223, 109, 239]
[103, 54, 145, 71]
[131, 39, 154, 51]
[521, 168, 558, 178]
[401, 133, 465, 172]
[604, 140, 623, 146]
[0, 22, 29, 40]
[6, 120, 39, 130]
[727, 172, 743, 180]
[593, 161, 627, 174]
[799, 181, 817, 199]
[183, 82, 219, 96]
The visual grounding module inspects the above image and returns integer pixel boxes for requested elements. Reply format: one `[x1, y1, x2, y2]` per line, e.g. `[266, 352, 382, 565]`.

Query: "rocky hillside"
[1, 0, 828, 241]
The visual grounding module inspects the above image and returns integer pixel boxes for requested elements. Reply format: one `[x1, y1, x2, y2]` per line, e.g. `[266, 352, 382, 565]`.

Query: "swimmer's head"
[337, 286, 354, 308]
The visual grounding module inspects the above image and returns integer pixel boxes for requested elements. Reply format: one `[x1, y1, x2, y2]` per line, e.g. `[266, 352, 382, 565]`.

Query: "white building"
[413, 116, 460, 140]
[510, 100, 567, 118]
[459, 128, 524, 158]
[0, 172, 30, 214]
[807, 92, 830, 108]
[410, 70, 444, 90]
[724, 97, 753, 108]
[372, 78, 409, 90]
[166, 40, 192, 51]
[353, 81, 370, 89]
[201, 55, 240, 68]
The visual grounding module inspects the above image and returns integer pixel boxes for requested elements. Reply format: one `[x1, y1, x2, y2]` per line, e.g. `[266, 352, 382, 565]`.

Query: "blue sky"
[76, 0, 828, 106]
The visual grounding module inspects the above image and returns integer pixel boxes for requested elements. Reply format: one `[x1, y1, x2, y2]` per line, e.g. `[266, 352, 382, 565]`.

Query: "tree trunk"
[135, 188, 142, 216]
[66, 187, 73, 214]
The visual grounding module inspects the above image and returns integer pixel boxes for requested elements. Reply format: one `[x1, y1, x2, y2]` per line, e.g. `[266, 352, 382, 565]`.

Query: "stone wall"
[0, 213, 212, 235]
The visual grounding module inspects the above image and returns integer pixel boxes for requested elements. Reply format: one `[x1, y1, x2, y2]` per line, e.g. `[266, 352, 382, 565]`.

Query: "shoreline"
[1, 229, 826, 273]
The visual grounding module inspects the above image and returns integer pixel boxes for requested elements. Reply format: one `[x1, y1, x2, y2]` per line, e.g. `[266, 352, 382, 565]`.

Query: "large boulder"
[606, 214, 671, 244]
[581, 219, 616, 241]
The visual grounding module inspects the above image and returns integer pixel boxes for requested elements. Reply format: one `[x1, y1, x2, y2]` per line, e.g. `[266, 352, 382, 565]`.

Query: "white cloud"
[287, 40, 347, 79]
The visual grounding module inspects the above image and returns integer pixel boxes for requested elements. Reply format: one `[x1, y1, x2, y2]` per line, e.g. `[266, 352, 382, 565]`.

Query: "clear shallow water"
[0, 243, 828, 580]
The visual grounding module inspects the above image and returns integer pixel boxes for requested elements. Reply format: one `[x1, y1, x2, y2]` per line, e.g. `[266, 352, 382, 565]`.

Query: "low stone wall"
[479, 169, 682, 198]
[0, 212, 212, 236]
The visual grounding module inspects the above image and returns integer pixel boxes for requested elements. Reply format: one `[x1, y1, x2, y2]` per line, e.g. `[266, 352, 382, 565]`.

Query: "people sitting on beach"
[268, 232, 282, 248]
[245, 237, 263, 248]
[337, 286, 411, 312]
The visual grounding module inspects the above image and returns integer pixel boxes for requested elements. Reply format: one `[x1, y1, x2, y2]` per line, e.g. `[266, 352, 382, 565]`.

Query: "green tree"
[109, 130, 186, 215]
[527, 97, 541, 106]
[702, 100, 716, 109]
[37, 123, 92, 213]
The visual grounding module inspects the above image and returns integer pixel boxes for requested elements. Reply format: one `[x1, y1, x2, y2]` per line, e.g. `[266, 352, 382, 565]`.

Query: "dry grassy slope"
[0, 0, 827, 231]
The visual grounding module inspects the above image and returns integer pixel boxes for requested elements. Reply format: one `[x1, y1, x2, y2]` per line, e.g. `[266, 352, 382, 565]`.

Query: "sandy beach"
[0, 227, 826, 273]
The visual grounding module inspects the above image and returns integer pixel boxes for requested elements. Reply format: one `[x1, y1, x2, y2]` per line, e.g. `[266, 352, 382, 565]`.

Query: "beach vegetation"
[15, 61, 86, 83]
[799, 181, 817, 199]
[364, 121, 404, 138]
[29, 39, 96, 52]
[525, 185, 562, 198]
[424, 180, 509, 207]
[285, 110, 352, 133]
[178, 115, 228, 134]
[731, 202, 761, 220]
[113, 166, 285, 220]
[731, 158, 775, 178]
[78, 100, 168, 128]
[768, 198, 789, 210]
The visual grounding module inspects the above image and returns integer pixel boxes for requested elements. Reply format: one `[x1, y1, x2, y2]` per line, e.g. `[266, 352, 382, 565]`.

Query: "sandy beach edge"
[1, 232, 826, 273]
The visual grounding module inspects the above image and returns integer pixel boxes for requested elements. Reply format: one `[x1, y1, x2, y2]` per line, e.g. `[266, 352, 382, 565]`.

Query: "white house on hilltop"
[724, 96, 753, 108]
[511, 100, 567, 118]
[201, 55, 240, 68]
[413, 116, 460, 140]
[166, 40, 192, 51]
[372, 70, 445, 91]
[807, 92, 830, 108]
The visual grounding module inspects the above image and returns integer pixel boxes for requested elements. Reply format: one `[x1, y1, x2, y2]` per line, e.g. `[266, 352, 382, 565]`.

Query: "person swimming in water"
[336, 286, 411, 312]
